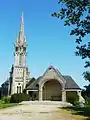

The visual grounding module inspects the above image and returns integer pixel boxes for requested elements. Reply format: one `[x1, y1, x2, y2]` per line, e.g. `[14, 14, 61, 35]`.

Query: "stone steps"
[20, 101, 72, 107]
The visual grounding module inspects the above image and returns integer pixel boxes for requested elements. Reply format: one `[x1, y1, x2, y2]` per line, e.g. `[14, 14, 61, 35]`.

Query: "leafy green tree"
[52, 0, 90, 81]
[84, 84, 90, 97]
[26, 77, 36, 88]
[83, 71, 90, 97]
[83, 71, 90, 82]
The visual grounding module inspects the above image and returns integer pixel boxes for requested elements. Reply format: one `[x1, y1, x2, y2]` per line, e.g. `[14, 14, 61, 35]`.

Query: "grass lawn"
[61, 105, 90, 120]
[0, 103, 19, 109]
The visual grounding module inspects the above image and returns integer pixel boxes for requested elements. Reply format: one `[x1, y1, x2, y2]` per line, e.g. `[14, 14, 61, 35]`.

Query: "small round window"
[18, 83, 20, 85]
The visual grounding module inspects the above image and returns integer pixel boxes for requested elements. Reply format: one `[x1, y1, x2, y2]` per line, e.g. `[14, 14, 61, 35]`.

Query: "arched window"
[19, 54, 22, 66]
[17, 86, 21, 94]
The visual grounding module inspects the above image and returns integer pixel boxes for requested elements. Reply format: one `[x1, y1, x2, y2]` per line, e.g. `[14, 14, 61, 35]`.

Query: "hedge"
[66, 91, 79, 105]
[10, 93, 30, 103]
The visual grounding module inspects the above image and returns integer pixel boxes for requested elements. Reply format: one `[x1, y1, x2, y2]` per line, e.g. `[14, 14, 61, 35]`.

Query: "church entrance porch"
[25, 66, 83, 103]
[42, 79, 62, 101]
[38, 78, 66, 101]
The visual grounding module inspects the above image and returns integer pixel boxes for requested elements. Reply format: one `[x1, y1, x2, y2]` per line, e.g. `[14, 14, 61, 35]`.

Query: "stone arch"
[39, 78, 65, 101]
[38, 66, 66, 101]
[42, 79, 62, 100]
[39, 77, 65, 90]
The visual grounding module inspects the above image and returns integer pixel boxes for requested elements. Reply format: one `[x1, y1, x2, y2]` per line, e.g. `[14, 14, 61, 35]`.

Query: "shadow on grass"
[62, 106, 90, 120]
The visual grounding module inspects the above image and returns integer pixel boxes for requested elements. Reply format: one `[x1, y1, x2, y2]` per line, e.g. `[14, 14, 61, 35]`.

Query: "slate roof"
[26, 66, 81, 90]
[26, 75, 80, 90]
[26, 76, 42, 90]
[26, 80, 39, 90]
[63, 75, 80, 89]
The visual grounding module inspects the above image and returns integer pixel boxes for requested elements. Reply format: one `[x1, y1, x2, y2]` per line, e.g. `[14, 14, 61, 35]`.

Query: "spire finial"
[21, 12, 24, 24]
[20, 12, 24, 33]
[16, 12, 26, 45]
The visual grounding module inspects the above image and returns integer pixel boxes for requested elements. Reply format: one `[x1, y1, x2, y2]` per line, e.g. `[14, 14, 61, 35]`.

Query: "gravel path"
[0, 104, 84, 120]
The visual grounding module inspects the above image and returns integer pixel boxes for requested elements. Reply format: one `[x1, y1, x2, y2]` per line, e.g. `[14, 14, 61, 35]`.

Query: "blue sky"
[0, 0, 89, 88]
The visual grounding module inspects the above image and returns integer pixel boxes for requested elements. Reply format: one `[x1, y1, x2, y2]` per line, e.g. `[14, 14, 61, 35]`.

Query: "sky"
[0, 0, 89, 88]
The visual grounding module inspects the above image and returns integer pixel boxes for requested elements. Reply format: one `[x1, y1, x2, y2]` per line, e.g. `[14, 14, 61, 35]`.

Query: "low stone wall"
[20, 101, 72, 107]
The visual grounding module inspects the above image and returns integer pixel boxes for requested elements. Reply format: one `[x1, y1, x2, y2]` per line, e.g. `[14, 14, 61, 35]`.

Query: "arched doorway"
[42, 79, 62, 101]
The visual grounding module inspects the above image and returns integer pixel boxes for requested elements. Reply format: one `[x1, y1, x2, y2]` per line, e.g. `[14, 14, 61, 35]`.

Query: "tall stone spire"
[15, 12, 27, 67]
[9, 12, 29, 95]
[16, 12, 26, 45]
[20, 12, 24, 33]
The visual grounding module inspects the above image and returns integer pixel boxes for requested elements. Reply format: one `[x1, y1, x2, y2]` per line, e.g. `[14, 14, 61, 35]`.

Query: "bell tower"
[15, 12, 26, 67]
[11, 12, 29, 95]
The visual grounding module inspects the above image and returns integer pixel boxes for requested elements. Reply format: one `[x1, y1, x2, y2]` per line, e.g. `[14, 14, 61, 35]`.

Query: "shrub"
[23, 89, 26, 93]
[2, 96, 11, 104]
[66, 91, 79, 105]
[85, 97, 90, 106]
[10, 93, 30, 103]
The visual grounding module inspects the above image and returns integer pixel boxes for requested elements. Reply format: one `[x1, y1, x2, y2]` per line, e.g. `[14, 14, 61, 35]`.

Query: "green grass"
[0, 103, 19, 109]
[0, 98, 19, 109]
[62, 105, 90, 120]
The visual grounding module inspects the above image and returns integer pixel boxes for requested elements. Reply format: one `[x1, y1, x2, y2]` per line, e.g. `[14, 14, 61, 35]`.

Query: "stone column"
[39, 87, 42, 101]
[26, 90, 28, 94]
[23, 68, 26, 90]
[77, 91, 85, 103]
[62, 90, 66, 102]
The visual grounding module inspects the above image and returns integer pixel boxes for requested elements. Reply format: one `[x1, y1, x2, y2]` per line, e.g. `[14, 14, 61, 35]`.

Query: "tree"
[52, 0, 90, 81]
[83, 71, 90, 81]
[83, 71, 90, 97]
[26, 77, 36, 88]
[84, 84, 90, 97]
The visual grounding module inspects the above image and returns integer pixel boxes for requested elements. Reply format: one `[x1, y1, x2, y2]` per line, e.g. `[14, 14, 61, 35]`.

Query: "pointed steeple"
[14, 12, 27, 67]
[16, 12, 26, 46]
[20, 12, 24, 33]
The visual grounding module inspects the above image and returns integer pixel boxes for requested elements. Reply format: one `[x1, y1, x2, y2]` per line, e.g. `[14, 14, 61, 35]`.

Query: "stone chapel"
[1, 13, 84, 102]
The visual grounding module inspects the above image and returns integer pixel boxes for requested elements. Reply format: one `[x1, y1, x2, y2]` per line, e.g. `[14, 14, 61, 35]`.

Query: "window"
[17, 86, 21, 94]
[19, 54, 22, 66]
[18, 83, 20, 85]
[48, 67, 52, 70]
[16, 47, 18, 51]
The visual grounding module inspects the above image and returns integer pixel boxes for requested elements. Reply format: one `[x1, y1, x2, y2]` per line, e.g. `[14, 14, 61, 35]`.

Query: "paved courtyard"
[0, 102, 85, 120]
